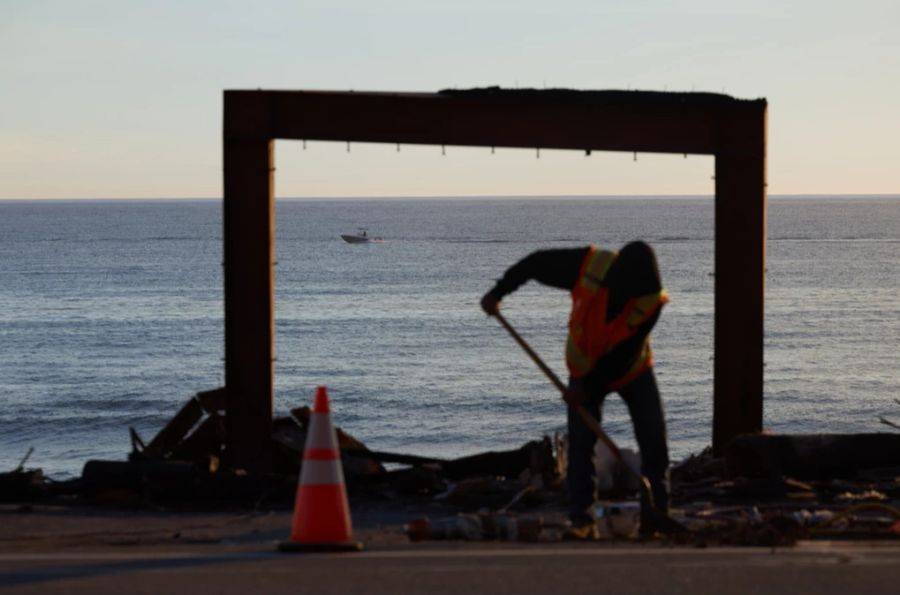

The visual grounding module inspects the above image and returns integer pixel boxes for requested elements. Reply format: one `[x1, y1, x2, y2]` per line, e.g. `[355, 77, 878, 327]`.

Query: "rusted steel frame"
[223, 90, 720, 155]
[223, 92, 275, 473]
[220, 89, 767, 467]
[713, 105, 767, 454]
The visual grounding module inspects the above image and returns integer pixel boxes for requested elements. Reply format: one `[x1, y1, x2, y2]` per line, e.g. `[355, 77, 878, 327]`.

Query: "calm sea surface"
[1, 196, 898, 478]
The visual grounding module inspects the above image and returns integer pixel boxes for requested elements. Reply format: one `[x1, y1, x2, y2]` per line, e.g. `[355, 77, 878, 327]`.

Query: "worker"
[480, 241, 670, 539]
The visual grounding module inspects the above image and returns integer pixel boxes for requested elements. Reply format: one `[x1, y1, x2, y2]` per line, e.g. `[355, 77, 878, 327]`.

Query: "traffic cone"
[278, 386, 363, 552]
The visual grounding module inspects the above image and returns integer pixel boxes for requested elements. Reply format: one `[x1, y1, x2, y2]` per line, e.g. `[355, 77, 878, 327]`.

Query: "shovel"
[492, 311, 687, 535]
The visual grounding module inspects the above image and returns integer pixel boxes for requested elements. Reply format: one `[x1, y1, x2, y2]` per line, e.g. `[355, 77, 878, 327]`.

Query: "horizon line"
[2, 193, 899, 202]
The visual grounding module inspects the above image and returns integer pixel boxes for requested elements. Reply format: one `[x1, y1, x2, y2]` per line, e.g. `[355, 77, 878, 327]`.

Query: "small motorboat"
[340, 228, 382, 244]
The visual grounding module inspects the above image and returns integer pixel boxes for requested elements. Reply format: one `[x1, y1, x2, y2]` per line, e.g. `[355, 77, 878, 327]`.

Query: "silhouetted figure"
[481, 241, 670, 539]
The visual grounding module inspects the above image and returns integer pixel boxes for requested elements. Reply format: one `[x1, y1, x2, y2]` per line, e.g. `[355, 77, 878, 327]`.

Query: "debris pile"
[406, 513, 551, 542]
[0, 448, 48, 504]
[669, 436, 900, 545]
[5, 387, 900, 547]
[6, 390, 564, 512]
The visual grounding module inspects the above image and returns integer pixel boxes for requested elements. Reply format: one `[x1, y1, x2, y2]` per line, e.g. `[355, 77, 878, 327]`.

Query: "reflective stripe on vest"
[566, 246, 669, 383]
[606, 338, 653, 391]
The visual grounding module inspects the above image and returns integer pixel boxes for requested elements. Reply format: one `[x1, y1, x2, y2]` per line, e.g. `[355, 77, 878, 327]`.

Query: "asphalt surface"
[3, 542, 900, 594]
[2, 505, 899, 594]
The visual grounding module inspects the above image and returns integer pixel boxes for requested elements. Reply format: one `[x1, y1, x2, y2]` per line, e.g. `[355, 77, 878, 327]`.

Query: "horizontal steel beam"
[225, 89, 765, 156]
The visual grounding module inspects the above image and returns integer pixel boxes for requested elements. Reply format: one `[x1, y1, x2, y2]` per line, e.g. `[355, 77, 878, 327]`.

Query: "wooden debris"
[725, 433, 900, 479]
[0, 468, 46, 503]
[440, 438, 557, 483]
[271, 406, 385, 479]
[81, 459, 200, 506]
[79, 459, 297, 508]
[138, 388, 226, 460]
[170, 414, 225, 463]
[670, 447, 726, 483]
[0, 448, 48, 503]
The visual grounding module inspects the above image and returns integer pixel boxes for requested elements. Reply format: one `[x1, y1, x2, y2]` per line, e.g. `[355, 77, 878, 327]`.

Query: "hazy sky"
[2, 1, 898, 198]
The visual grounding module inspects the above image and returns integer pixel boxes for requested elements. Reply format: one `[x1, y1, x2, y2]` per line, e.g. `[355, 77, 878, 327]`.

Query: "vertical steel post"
[713, 106, 768, 454]
[223, 93, 275, 473]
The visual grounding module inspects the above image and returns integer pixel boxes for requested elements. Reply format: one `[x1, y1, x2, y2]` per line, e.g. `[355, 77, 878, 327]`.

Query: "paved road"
[2, 542, 899, 594]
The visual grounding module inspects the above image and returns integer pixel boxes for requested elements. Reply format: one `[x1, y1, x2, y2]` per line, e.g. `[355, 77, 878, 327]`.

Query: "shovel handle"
[493, 311, 625, 462]
[494, 312, 566, 392]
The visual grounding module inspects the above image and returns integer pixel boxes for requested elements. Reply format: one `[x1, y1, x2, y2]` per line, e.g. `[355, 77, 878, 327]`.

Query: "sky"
[2, 0, 899, 199]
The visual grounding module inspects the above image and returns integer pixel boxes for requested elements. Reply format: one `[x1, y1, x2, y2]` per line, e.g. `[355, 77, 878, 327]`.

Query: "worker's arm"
[481, 247, 588, 315]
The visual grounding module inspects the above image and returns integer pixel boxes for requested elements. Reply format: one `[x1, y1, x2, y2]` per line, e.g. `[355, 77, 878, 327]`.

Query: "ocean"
[1, 196, 898, 479]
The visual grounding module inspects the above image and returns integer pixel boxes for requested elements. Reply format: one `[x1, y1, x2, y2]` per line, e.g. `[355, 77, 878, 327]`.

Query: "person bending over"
[481, 241, 670, 539]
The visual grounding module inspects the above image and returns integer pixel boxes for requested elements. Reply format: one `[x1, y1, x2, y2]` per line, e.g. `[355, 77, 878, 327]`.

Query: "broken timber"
[726, 433, 900, 479]
[136, 388, 226, 461]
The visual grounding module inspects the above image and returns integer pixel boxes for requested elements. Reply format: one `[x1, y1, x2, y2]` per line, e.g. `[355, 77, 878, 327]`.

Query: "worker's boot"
[638, 510, 688, 539]
[562, 520, 600, 541]
[637, 519, 660, 541]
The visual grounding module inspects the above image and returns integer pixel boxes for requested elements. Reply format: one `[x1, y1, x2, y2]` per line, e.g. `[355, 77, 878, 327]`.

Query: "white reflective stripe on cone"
[299, 459, 346, 486]
[306, 413, 339, 451]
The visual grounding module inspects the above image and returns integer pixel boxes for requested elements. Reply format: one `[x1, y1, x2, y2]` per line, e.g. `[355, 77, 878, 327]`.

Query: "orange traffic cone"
[278, 386, 363, 552]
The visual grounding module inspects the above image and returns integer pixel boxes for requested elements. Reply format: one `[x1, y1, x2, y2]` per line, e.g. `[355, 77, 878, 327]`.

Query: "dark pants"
[566, 369, 669, 527]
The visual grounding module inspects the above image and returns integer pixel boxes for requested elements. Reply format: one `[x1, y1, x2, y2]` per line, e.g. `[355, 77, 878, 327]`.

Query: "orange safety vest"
[565, 246, 669, 389]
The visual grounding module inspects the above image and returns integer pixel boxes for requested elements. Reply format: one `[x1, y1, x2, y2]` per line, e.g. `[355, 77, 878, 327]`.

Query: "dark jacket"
[487, 247, 661, 391]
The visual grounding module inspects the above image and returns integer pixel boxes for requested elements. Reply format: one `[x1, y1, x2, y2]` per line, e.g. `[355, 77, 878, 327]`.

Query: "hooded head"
[605, 241, 661, 307]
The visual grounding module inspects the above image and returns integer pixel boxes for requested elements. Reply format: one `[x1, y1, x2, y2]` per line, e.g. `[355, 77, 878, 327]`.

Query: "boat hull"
[341, 234, 371, 244]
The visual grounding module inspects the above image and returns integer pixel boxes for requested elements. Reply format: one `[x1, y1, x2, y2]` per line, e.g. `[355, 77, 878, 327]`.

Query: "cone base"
[278, 540, 364, 553]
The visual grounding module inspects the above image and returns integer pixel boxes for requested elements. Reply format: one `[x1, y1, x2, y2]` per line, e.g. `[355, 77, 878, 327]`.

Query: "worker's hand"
[563, 383, 587, 408]
[480, 292, 500, 316]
